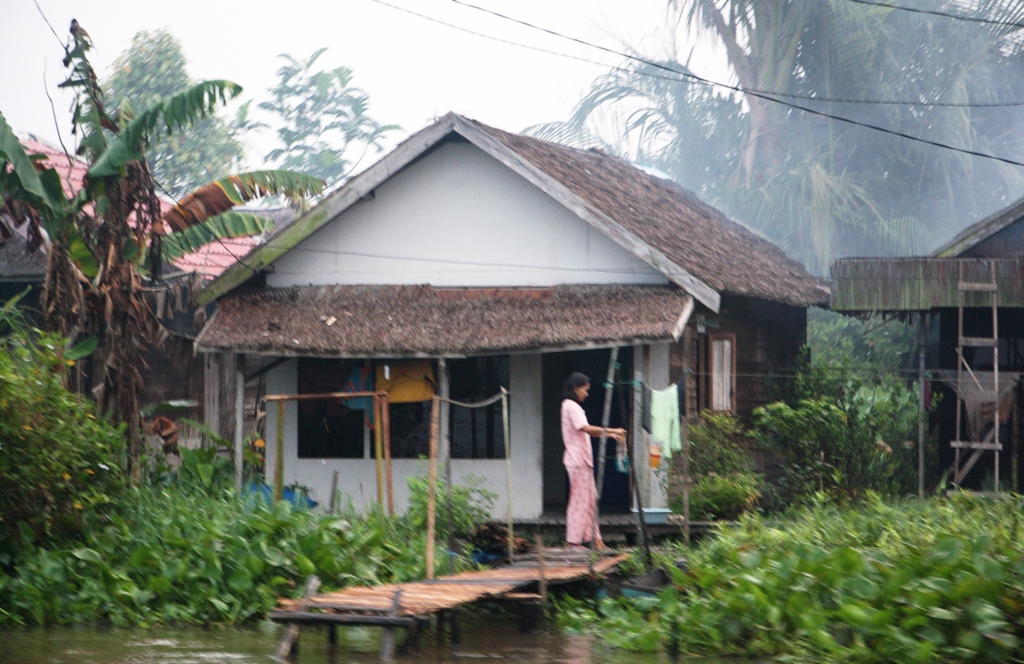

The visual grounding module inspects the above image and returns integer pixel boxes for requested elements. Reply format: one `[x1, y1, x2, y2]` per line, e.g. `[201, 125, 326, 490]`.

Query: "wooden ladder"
[952, 260, 1001, 490]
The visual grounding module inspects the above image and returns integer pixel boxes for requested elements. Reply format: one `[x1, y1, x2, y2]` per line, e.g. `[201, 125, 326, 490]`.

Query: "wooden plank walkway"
[273, 550, 627, 618]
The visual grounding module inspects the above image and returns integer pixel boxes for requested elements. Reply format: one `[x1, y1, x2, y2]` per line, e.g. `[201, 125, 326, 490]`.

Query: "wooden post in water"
[275, 575, 321, 661]
[274, 400, 285, 503]
[535, 532, 547, 605]
[380, 588, 403, 662]
[425, 396, 440, 579]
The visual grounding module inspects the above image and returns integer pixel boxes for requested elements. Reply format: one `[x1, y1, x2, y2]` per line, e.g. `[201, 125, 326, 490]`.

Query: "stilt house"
[832, 198, 1024, 491]
[194, 113, 827, 519]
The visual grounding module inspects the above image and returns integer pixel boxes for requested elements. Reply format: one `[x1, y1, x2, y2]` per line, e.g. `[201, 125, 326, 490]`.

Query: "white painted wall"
[263, 354, 545, 519]
[268, 142, 668, 288]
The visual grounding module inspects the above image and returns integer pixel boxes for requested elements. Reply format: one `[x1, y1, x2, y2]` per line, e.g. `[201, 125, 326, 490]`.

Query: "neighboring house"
[0, 136, 292, 426]
[832, 197, 1024, 491]
[195, 113, 826, 519]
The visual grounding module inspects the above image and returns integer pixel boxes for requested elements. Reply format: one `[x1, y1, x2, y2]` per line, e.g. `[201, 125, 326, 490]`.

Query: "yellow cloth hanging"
[375, 360, 436, 403]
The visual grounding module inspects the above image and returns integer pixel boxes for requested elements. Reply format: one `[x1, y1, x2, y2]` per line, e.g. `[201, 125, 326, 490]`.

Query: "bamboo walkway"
[273, 549, 627, 619]
[269, 549, 627, 661]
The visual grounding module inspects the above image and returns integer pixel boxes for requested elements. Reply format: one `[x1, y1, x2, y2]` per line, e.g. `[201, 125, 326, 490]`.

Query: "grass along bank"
[559, 493, 1024, 662]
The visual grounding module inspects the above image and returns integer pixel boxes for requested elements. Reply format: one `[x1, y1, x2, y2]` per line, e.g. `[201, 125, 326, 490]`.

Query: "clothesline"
[437, 389, 509, 409]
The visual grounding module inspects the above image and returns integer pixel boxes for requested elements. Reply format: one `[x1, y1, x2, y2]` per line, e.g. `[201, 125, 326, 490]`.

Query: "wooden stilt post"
[502, 388, 514, 562]
[535, 532, 547, 605]
[234, 357, 245, 493]
[594, 347, 619, 544]
[328, 470, 339, 515]
[382, 394, 394, 516]
[274, 400, 285, 503]
[1013, 391, 1020, 493]
[275, 576, 321, 661]
[374, 396, 385, 508]
[919, 320, 926, 499]
[425, 396, 440, 580]
[681, 417, 691, 547]
[380, 589, 403, 662]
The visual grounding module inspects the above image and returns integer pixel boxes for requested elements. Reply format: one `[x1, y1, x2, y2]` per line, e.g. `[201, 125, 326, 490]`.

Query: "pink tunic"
[561, 399, 593, 468]
[561, 398, 601, 544]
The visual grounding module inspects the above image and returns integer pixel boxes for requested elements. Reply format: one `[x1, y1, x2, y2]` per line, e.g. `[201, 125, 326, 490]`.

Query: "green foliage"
[0, 329, 126, 545]
[240, 49, 398, 185]
[91, 79, 242, 179]
[0, 478, 487, 626]
[405, 470, 497, 540]
[808, 308, 918, 371]
[104, 30, 244, 198]
[159, 212, 275, 261]
[686, 473, 765, 521]
[565, 494, 1024, 662]
[752, 377, 919, 502]
[688, 413, 752, 477]
[672, 413, 765, 520]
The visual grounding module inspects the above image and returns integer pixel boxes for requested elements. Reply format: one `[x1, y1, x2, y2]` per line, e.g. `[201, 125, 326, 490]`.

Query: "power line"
[430, 0, 1024, 169]
[441, 0, 1024, 109]
[844, 0, 1024, 30]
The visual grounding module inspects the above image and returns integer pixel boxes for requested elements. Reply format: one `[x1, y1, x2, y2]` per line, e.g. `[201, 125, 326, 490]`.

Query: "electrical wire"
[844, 0, 1024, 30]
[432, 0, 1024, 168]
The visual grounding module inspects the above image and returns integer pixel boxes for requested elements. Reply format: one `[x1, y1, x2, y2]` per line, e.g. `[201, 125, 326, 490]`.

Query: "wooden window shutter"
[710, 333, 736, 413]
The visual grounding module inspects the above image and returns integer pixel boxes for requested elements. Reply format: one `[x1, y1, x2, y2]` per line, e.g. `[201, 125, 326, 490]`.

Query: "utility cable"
[844, 0, 1024, 30]
[435, 0, 1024, 168]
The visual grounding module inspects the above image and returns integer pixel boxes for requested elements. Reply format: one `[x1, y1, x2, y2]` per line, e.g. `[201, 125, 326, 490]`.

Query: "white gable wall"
[268, 141, 668, 288]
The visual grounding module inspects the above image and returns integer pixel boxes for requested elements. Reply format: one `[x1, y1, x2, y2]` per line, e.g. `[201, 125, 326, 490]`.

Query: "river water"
[4, 612, 699, 664]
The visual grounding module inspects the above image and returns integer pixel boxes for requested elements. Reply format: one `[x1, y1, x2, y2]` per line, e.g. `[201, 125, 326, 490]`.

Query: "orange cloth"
[375, 360, 436, 403]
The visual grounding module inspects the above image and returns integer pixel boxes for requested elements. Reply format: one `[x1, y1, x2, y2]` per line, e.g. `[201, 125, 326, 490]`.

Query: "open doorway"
[541, 349, 632, 513]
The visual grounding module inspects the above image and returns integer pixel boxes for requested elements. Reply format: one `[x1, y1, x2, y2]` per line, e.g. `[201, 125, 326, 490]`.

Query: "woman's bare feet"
[594, 539, 608, 551]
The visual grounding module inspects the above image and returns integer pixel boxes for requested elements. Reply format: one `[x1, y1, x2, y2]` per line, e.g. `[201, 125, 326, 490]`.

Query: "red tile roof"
[16, 137, 262, 279]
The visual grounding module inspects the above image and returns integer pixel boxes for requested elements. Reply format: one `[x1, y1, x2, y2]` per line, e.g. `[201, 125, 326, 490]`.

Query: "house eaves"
[197, 113, 725, 310]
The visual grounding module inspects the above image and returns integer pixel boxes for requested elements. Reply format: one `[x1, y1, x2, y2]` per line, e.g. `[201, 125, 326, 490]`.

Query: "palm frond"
[89, 80, 243, 178]
[162, 170, 323, 232]
[159, 211, 275, 262]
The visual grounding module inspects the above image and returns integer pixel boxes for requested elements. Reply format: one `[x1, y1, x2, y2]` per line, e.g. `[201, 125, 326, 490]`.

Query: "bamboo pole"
[425, 395, 440, 580]
[375, 396, 385, 508]
[501, 388, 513, 562]
[275, 400, 285, 503]
[382, 394, 394, 516]
[593, 347, 619, 544]
[918, 320, 926, 499]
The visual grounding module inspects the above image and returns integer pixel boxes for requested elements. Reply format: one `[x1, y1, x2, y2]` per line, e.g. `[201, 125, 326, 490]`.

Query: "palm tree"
[536, 0, 1024, 273]
[0, 22, 323, 478]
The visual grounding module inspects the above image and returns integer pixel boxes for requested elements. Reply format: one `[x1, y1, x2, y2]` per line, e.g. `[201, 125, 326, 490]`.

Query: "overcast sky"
[2, 0, 722, 163]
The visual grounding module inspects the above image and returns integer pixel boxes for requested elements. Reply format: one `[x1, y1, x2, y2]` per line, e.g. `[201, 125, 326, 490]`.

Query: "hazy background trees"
[532, 0, 1024, 274]
[105, 30, 244, 199]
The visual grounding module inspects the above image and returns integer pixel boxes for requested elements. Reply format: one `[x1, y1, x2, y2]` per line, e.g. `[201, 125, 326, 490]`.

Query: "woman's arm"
[581, 425, 626, 442]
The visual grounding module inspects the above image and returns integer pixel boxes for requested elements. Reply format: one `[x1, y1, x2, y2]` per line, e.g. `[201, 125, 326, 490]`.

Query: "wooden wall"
[669, 295, 807, 421]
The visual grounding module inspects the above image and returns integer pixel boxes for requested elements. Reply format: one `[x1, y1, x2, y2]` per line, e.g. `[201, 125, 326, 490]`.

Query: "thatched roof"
[195, 284, 693, 357]
[197, 114, 827, 309]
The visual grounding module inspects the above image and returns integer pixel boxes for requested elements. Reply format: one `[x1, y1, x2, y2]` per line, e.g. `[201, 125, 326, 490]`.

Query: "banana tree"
[0, 22, 323, 479]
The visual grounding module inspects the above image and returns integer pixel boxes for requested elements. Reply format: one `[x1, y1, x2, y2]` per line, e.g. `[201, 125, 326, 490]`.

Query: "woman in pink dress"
[561, 372, 626, 550]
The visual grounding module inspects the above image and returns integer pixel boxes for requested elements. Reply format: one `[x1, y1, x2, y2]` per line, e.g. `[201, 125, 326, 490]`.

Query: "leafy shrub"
[752, 376, 919, 502]
[0, 331, 126, 545]
[686, 472, 764, 520]
[689, 413, 751, 476]
[562, 494, 1024, 662]
[406, 469, 497, 539]
[670, 414, 765, 520]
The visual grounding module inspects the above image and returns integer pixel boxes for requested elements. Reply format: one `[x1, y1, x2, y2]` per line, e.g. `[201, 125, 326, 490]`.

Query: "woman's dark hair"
[562, 372, 590, 401]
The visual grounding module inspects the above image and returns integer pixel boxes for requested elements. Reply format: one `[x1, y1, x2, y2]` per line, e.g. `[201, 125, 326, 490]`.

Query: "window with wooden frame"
[709, 332, 736, 413]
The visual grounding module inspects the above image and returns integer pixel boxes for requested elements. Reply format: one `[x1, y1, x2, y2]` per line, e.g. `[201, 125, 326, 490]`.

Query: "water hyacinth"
[0, 484, 472, 626]
[561, 494, 1024, 662]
